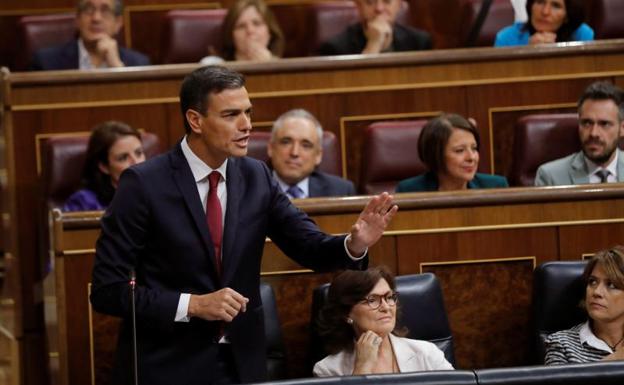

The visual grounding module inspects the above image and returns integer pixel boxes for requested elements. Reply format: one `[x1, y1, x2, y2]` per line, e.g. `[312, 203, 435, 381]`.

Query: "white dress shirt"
[175, 136, 227, 322]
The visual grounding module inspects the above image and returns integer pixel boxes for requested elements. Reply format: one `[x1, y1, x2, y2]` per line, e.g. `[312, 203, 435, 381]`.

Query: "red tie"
[206, 171, 223, 276]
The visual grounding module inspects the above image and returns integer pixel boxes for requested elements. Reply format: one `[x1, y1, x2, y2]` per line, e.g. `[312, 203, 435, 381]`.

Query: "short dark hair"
[525, 0, 585, 42]
[316, 266, 405, 354]
[83, 121, 141, 205]
[179, 65, 246, 134]
[577, 81, 624, 121]
[77, 0, 123, 16]
[418, 113, 480, 175]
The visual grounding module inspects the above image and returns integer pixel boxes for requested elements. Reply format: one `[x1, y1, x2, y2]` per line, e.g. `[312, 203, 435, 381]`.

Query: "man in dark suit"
[319, 0, 431, 56]
[90, 66, 397, 385]
[30, 0, 149, 70]
[268, 109, 356, 198]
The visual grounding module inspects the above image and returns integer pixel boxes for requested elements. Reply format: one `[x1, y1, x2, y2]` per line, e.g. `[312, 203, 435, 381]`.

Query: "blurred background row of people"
[29, 0, 597, 71]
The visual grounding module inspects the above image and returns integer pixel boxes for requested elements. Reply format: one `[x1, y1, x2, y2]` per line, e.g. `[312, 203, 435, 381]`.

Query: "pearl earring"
[346, 318, 354, 324]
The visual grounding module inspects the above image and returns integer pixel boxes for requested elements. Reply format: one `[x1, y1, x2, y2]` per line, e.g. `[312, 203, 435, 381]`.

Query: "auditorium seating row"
[40, 112, 624, 208]
[12, 0, 624, 69]
[260, 260, 623, 383]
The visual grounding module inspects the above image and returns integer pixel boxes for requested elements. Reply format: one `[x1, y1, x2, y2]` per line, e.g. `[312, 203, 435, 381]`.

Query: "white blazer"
[313, 333, 454, 377]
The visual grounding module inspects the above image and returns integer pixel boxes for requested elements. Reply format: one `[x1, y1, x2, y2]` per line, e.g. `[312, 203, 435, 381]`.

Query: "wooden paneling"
[3, 42, 624, 385]
[422, 258, 534, 369]
[43, 186, 624, 384]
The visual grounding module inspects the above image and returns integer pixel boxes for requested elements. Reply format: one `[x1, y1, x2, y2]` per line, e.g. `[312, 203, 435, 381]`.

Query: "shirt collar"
[272, 171, 309, 198]
[181, 136, 227, 182]
[585, 150, 619, 179]
[579, 321, 614, 353]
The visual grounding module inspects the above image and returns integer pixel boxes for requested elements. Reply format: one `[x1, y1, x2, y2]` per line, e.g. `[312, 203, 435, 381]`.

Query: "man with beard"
[535, 82, 624, 186]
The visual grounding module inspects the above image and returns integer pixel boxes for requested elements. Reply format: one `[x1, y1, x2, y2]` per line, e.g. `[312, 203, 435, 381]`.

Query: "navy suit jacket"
[308, 171, 356, 197]
[396, 172, 509, 192]
[30, 39, 150, 71]
[319, 23, 432, 56]
[90, 144, 364, 385]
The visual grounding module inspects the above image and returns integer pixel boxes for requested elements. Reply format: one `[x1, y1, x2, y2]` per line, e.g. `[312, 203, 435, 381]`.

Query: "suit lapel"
[617, 149, 624, 182]
[170, 145, 217, 270]
[221, 158, 245, 285]
[308, 172, 325, 198]
[570, 152, 590, 184]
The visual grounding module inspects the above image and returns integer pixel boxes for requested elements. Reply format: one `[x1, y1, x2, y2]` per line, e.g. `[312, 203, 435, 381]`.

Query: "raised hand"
[347, 192, 398, 256]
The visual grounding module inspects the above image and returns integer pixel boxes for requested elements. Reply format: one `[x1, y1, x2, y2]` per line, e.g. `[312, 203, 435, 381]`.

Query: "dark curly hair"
[316, 266, 406, 355]
[524, 0, 586, 42]
[82, 121, 141, 206]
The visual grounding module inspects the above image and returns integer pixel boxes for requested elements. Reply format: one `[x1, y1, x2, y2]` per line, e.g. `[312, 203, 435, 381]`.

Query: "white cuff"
[175, 293, 191, 322]
[344, 234, 367, 261]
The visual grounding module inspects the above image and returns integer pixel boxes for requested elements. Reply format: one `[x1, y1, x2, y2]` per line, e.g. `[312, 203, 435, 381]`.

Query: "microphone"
[129, 269, 139, 385]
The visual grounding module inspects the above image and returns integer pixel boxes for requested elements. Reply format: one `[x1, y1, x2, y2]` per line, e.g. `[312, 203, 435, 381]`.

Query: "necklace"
[606, 335, 624, 352]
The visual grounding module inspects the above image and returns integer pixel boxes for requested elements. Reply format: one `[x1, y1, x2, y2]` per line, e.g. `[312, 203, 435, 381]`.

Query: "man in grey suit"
[268, 109, 356, 198]
[535, 82, 624, 186]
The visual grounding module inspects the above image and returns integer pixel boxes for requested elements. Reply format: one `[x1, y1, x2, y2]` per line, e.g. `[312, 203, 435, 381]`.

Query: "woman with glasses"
[313, 266, 453, 376]
[545, 246, 624, 364]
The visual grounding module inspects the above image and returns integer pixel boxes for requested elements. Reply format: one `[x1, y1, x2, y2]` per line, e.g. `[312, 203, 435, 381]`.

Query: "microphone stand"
[130, 270, 139, 385]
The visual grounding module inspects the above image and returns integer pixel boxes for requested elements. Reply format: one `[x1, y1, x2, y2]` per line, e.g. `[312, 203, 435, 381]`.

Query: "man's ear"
[314, 148, 323, 166]
[185, 109, 204, 135]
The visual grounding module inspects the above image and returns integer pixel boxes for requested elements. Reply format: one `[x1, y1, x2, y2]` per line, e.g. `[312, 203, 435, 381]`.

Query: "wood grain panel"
[422, 259, 534, 369]
[396, 228, 557, 273]
[558, 223, 624, 261]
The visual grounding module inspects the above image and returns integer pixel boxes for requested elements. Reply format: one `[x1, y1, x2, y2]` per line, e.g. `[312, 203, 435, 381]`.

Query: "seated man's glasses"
[360, 292, 398, 309]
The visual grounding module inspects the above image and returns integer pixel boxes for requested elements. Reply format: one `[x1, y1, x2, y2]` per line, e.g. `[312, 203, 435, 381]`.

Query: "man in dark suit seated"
[90, 65, 397, 385]
[30, 0, 150, 70]
[268, 109, 356, 198]
[318, 0, 431, 56]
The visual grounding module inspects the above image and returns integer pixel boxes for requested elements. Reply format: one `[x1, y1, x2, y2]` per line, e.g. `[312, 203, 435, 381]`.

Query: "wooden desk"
[46, 185, 624, 385]
[3, 41, 624, 384]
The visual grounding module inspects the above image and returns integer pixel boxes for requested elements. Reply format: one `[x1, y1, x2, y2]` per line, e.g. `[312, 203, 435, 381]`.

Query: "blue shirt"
[63, 189, 106, 212]
[494, 22, 594, 47]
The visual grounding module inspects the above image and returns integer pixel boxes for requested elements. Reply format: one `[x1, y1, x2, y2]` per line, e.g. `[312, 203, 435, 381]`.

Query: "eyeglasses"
[79, 3, 117, 18]
[360, 292, 398, 309]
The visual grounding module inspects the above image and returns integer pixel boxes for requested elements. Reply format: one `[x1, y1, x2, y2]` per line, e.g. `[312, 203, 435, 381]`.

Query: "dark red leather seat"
[360, 120, 428, 194]
[459, 0, 515, 46]
[161, 9, 227, 64]
[16, 13, 76, 70]
[508, 114, 580, 187]
[587, 0, 624, 39]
